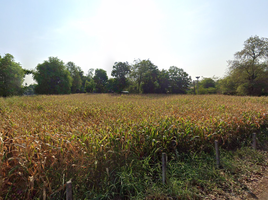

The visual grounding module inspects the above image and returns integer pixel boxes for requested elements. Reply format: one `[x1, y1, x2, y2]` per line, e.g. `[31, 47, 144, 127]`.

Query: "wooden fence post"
[162, 153, 167, 184]
[43, 185, 46, 200]
[66, 180, 73, 200]
[215, 140, 220, 168]
[252, 133, 257, 150]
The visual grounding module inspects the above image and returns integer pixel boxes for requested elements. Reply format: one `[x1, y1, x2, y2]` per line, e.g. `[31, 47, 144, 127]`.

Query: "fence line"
[64, 133, 258, 198]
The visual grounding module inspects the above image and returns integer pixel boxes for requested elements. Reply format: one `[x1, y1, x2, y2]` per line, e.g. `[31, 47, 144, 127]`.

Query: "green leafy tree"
[66, 62, 83, 93]
[85, 79, 96, 93]
[168, 66, 191, 94]
[111, 62, 131, 92]
[34, 57, 72, 94]
[200, 78, 216, 88]
[79, 68, 94, 93]
[23, 84, 36, 95]
[227, 36, 268, 96]
[156, 69, 170, 93]
[131, 59, 159, 93]
[23, 69, 34, 75]
[217, 76, 237, 95]
[126, 78, 139, 93]
[131, 59, 149, 93]
[0, 53, 24, 97]
[93, 69, 108, 93]
[106, 78, 118, 92]
[142, 65, 159, 93]
[86, 68, 94, 80]
[198, 78, 217, 94]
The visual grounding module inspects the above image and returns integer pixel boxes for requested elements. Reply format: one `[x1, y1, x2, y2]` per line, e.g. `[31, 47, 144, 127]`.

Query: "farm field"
[1, 94, 268, 199]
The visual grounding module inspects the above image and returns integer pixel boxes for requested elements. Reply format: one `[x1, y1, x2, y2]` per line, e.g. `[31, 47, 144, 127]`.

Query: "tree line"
[1, 35, 268, 97]
[34, 58, 192, 94]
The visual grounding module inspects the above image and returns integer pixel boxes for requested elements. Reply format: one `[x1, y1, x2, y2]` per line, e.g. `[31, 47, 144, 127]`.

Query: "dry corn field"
[0, 94, 268, 199]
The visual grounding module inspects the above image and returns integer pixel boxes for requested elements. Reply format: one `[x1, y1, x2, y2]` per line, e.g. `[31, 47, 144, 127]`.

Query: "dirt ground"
[246, 172, 268, 200]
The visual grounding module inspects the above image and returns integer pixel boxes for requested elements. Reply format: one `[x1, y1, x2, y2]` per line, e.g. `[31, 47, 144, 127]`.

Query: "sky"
[1, 0, 268, 85]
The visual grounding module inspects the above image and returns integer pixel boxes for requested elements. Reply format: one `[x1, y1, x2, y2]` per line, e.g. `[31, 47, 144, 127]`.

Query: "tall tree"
[217, 76, 237, 95]
[111, 62, 131, 92]
[86, 68, 94, 80]
[66, 61, 82, 93]
[227, 36, 268, 96]
[106, 78, 118, 92]
[197, 78, 217, 94]
[131, 59, 159, 93]
[84, 79, 96, 93]
[156, 69, 169, 93]
[200, 78, 216, 88]
[34, 57, 72, 94]
[0, 53, 24, 97]
[142, 64, 159, 93]
[81, 68, 94, 93]
[168, 66, 191, 94]
[93, 69, 108, 93]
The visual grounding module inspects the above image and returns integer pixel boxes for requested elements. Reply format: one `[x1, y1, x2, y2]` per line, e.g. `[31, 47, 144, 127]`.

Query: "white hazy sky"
[1, 0, 268, 85]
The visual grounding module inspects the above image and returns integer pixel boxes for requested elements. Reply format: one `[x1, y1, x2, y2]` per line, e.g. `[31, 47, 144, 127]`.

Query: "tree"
[217, 76, 237, 95]
[85, 79, 96, 93]
[34, 57, 72, 94]
[106, 78, 118, 92]
[111, 62, 131, 92]
[93, 69, 108, 93]
[23, 84, 36, 95]
[227, 36, 268, 96]
[79, 68, 94, 93]
[168, 66, 191, 94]
[66, 62, 82, 93]
[156, 69, 169, 93]
[86, 68, 94, 80]
[197, 78, 217, 94]
[23, 69, 34, 75]
[131, 59, 159, 93]
[200, 78, 216, 88]
[142, 64, 159, 93]
[0, 53, 24, 97]
[131, 59, 148, 93]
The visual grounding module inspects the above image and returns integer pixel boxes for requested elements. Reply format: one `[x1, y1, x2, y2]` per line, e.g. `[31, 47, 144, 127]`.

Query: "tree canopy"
[111, 62, 131, 92]
[197, 78, 217, 94]
[0, 54, 212, 96]
[222, 36, 268, 96]
[34, 57, 72, 94]
[130, 59, 160, 93]
[93, 69, 108, 93]
[0, 53, 24, 97]
[4, 35, 268, 97]
[66, 61, 83, 93]
[168, 66, 191, 94]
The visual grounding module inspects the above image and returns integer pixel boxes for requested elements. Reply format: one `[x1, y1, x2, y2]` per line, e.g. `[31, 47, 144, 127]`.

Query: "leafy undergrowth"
[0, 94, 268, 199]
